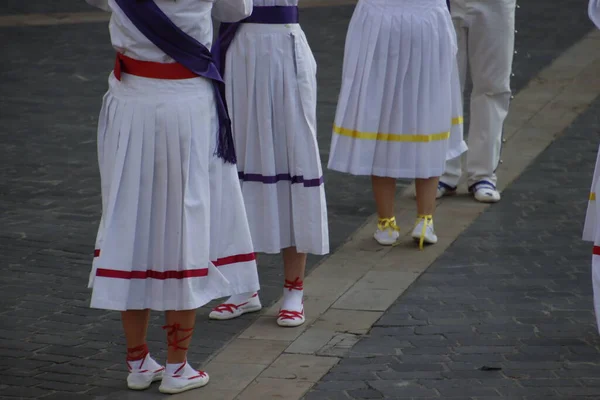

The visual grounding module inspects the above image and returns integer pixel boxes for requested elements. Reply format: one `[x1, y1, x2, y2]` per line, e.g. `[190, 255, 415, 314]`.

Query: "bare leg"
[413, 177, 440, 249]
[283, 246, 306, 283]
[121, 310, 150, 358]
[122, 310, 165, 391]
[415, 177, 439, 215]
[159, 310, 210, 394]
[371, 175, 400, 245]
[278, 247, 307, 327]
[371, 175, 396, 218]
[164, 310, 196, 364]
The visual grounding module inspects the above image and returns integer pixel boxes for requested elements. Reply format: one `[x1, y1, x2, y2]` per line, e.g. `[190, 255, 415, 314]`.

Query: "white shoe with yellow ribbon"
[411, 215, 438, 250]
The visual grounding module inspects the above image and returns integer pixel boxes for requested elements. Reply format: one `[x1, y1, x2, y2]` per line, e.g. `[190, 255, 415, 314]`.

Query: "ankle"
[165, 361, 187, 375]
[126, 344, 149, 371]
[377, 216, 399, 231]
[281, 278, 304, 312]
[284, 277, 303, 291]
[126, 344, 148, 359]
[163, 323, 193, 365]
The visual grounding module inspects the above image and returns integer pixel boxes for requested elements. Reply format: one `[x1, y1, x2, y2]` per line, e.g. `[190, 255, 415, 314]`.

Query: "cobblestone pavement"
[304, 84, 600, 399]
[0, 0, 597, 399]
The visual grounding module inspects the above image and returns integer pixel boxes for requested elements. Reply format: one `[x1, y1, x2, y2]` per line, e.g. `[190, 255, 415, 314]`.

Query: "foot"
[159, 362, 209, 394]
[209, 292, 262, 320]
[411, 215, 438, 250]
[126, 348, 164, 391]
[277, 309, 306, 327]
[436, 182, 457, 199]
[470, 181, 501, 203]
[277, 278, 305, 327]
[374, 217, 400, 246]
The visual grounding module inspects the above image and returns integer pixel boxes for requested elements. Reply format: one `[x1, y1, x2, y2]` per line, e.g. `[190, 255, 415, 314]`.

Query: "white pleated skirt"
[224, 23, 329, 255]
[582, 145, 600, 333]
[89, 73, 260, 311]
[328, 0, 467, 179]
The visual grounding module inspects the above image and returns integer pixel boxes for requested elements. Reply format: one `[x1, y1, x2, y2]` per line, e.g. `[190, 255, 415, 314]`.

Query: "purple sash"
[114, 0, 236, 164]
[212, 6, 300, 77]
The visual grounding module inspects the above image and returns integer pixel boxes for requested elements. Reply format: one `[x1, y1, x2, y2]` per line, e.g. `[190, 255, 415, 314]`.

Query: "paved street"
[0, 0, 599, 399]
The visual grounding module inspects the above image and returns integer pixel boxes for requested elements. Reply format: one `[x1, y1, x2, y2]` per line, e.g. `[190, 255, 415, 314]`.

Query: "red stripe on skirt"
[593, 246, 600, 256]
[212, 252, 256, 266]
[93, 250, 256, 280]
[96, 268, 208, 280]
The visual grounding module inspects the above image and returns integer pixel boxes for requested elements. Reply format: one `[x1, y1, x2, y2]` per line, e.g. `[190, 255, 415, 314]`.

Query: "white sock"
[165, 361, 186, 375]
[221, 291, 257, 306]
[281, 287, 303, 312]
[128, 352, 162, 372]
[128, 358, 144, 371]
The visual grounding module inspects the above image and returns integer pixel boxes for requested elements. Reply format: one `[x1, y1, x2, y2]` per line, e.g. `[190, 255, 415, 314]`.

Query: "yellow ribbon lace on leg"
[415, 214, 433, 250]
[377, 216, 400, 239]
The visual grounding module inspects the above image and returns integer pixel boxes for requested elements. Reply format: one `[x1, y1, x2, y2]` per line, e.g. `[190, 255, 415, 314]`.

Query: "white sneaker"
[436, 182, 457, 199]
[470, 181, 501, 203]
[411, 215, 438, 249]
[374, 217, 400, 246]
[159, 362, 209, 394]
[126, 354, 164, 390]
[209, 293, 262, 320]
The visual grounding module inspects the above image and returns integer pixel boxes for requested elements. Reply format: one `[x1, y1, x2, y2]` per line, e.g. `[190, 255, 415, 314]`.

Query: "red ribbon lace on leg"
[126, 343, 149, 371]
[277, 309, 304, 320]
[283, 277, 304, 291]
[162, 323, 194, 351]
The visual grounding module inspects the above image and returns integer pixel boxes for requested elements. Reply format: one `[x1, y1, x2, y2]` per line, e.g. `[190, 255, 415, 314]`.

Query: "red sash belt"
[114, 53, 198, 81]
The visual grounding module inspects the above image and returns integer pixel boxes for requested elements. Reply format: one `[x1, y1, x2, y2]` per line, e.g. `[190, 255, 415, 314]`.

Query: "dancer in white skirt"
[437, 0, 517, 203]
[207, 0, 329, 327]
[582, 0, 600, 334]
[328, 0, 466, 249]
[85, 0, 260, 394]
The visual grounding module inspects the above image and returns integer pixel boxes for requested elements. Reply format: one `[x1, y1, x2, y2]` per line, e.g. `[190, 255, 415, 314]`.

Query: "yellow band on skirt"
[333, 117, 463, 143]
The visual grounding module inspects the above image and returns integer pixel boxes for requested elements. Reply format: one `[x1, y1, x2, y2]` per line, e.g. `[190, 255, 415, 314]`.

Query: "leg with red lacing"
[126, 343, 149, 369]
[121, 310, 164, 390]
[158, 310, 210, 394]
[163, 310, 196, 364]
[121, 310, 150, 354]
[278, 247, 306, 327]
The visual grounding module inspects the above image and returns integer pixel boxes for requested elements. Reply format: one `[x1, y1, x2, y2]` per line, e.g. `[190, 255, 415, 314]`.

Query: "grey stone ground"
[304, 93, 600, 400]
[0, 0, 597, 399]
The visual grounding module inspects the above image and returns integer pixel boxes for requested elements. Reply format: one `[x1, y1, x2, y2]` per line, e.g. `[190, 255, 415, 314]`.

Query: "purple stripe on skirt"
[238, 172, 324, 187]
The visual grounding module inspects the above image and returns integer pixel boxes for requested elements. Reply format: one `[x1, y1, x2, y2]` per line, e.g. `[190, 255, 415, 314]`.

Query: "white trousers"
[591, 0, 600, 29]
[442, 0, 516, 189]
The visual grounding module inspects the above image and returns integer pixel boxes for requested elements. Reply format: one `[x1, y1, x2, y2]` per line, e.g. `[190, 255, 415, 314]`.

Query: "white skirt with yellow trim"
[583, 145, 600, 242]
[327, 0, 467, 179]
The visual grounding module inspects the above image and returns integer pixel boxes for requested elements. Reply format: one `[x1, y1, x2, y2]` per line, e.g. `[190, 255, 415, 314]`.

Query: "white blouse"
[85, 0, 253, 62]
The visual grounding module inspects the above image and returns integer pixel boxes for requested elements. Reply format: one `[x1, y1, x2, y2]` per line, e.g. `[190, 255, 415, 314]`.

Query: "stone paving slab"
[0, 0, 597, 399]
